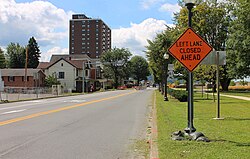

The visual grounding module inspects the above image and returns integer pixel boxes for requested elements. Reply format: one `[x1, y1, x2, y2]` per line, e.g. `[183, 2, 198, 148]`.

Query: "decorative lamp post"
[163, 53, 169, 101]
[184, 0, 196, 133]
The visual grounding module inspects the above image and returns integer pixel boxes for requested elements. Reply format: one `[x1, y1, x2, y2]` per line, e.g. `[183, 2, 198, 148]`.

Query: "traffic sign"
[168, 28, 213, 72]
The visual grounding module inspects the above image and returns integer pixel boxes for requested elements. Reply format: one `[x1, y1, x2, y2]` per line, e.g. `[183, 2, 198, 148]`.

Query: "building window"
[76, 70, 79, 76]
[85, 70, 89, 77]
[8, 76, 15, 82]
[96, 67, 101, 78]
[58, 72, 65, 79]
[61, 63, 63, 67]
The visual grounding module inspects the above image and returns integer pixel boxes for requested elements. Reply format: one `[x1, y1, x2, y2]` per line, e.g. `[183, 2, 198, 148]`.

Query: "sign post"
[168, 28, 213, 133]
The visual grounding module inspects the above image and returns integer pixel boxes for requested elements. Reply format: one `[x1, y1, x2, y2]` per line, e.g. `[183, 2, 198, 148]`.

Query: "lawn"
[156, 91, 250, 159]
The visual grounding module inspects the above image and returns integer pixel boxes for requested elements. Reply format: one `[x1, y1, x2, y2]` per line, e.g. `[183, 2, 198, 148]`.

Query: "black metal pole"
[216, 51, 220, 118]
[185, 3, 196, 133]
[164, 62, 168, 101]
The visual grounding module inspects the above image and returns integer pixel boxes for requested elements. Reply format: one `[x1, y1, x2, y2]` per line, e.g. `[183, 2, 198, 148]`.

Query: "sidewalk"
[197, 91, 250, 101]
[220, 94, 250, 101]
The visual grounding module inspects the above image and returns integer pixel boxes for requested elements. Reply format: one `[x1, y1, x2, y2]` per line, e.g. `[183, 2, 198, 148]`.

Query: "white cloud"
[1, 1, 175, 62]
[141, 0, 163, 9]
[0, 0, 72, 47]
[159, 3, 181, 15]
[40, 47, 68, 62]
[112, 18, 171, 57]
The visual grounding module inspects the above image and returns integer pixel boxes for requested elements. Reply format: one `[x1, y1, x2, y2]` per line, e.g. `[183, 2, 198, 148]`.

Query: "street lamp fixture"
[164, 53, 169, 60]
[184, 0, 196, 5]
[184, 0, 195, 28]
[163, 53, 169, 101]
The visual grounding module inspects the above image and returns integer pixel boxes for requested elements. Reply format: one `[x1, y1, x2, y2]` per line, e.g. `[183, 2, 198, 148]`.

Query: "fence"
[0, 86, 71, 102]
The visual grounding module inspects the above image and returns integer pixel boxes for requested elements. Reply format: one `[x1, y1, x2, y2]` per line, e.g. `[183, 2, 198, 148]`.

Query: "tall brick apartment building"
[69, 14, 111, 58]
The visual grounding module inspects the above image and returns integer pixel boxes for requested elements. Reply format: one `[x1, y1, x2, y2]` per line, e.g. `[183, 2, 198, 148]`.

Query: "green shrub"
[168, 88, 188, 102]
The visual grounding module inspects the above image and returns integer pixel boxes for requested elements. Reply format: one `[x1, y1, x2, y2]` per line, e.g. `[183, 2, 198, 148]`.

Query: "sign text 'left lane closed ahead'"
[168, 28, 213, 72]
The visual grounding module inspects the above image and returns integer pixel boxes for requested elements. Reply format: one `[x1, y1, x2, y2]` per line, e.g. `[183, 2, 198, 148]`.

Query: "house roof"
[50, 54, 91, 63]
[37, 62, 50, 69]
[38, 58, 93, 70]
[69, 60, 85, 69]
[0, 69, 45, 76]
[46, 58, 86, 69]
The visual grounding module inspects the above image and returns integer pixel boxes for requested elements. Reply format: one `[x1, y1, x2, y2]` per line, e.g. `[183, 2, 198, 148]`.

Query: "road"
[0, 88, 154, 159]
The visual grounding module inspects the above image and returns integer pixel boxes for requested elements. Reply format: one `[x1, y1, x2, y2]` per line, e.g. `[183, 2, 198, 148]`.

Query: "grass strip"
[156, 90, 250, 159]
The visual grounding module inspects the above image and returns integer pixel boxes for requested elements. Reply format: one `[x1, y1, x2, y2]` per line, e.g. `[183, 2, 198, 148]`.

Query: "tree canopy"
[5, 37, 41, 69]
[101, 47, 132, 88]
[44, 75, 60, 87]
[130, 55, 150, 84]
[27, 37, 41, 68]
[146, 27, 176, 87]
[6, 43, 26, 68]
[226, 0, 250, 79]
[0, 47, 6, 68]
[145, 0, 248, 91]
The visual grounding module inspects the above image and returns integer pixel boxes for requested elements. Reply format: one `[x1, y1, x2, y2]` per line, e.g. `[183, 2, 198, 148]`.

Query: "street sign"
[201, 51, 226, 65]
[168, 64, 174, 71]
[168, 28, 213, 72]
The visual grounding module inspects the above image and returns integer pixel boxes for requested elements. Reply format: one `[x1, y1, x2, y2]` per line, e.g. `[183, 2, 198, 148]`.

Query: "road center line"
[0, 90, 136, 126]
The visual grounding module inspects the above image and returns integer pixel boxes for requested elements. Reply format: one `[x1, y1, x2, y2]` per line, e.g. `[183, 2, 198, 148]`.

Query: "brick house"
[0, 69, 46, 88]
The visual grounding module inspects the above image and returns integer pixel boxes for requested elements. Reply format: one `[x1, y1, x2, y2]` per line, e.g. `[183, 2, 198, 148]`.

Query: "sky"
[0, 0, 182, 62]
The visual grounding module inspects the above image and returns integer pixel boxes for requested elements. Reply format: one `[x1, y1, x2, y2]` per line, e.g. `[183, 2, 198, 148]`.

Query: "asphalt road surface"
[0, 88, 154, 159]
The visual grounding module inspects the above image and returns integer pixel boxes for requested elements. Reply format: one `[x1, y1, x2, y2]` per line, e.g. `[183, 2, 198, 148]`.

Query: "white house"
[38, 57, 103, 93]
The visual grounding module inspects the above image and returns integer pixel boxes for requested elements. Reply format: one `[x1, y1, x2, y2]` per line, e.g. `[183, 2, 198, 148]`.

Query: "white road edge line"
[1, 109, 27, 115]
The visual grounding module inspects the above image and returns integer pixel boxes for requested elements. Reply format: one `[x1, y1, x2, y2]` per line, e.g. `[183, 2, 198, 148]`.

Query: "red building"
[1, 69, 45, 88]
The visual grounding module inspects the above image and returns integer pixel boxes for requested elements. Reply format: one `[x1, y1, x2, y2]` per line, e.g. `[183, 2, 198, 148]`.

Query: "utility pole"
[25, 47, 28, 88]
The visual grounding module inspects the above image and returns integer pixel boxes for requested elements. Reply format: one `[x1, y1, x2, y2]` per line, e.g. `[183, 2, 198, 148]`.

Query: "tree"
[27, 37, 41, 68]
[100, 47, 132, 88]
[146, 27, 175, 90]
[0, 47, 6, 68]
[174, 0, 232, 91]
[227, 0, 250, 79]
[6, 43, 26, 68]
[44, 75, 60, 87]
[130, 56, 150, 85]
